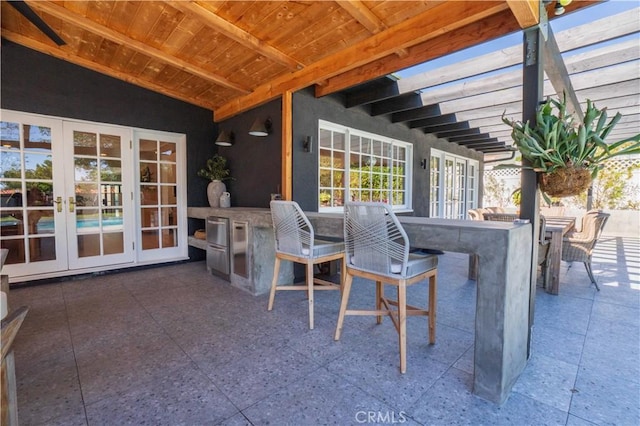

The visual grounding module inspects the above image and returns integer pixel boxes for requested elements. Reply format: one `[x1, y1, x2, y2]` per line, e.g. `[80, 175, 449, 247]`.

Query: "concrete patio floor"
[7, 235, 639, 425]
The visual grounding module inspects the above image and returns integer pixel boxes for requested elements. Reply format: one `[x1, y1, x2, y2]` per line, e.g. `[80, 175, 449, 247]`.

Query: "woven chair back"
[270, 201, 314, 258]
[343, 202, 409, 276]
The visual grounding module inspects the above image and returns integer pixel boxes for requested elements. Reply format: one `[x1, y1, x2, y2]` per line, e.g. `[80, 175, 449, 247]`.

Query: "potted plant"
[198, 154, 231, 207]
[502, 93, 640, 197]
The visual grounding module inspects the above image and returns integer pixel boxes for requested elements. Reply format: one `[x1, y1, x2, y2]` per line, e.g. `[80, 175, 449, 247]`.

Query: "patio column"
[521, 25, 543, 358]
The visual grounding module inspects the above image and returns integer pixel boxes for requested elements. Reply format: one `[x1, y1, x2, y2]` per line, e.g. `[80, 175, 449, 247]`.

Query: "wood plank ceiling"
[1, 1, 608, 155]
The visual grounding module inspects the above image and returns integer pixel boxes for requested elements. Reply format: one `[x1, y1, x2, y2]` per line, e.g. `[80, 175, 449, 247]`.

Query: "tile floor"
[7, 235, 639, 425]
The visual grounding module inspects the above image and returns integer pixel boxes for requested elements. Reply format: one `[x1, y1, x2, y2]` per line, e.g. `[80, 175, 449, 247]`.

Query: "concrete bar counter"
[306, 212, 533, 405]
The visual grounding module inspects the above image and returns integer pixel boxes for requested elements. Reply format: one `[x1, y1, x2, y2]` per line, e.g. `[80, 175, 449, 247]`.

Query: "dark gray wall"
[1, 40, 218, 259]
[213, 100, 282, 208]
[291, 87, 484, 216]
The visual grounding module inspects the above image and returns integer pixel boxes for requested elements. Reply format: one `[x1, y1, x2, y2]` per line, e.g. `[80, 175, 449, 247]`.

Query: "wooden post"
[281, 90, 293, 200]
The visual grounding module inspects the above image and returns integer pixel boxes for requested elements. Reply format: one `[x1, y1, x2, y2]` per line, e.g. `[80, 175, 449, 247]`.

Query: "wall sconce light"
[214, 130, 235, 146]
[303, 136, 313, 153]
[554, 0, 571, 15]
[420, 158, 427, 169]
[248, 117, 272, 137]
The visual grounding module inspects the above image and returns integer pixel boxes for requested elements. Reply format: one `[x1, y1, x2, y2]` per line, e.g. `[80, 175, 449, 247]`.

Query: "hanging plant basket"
[540, 167, 592, 197]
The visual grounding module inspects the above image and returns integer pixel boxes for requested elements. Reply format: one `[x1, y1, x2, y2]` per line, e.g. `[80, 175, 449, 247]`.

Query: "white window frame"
[318, 120, 413, 212]
[429, 149, 478, 219]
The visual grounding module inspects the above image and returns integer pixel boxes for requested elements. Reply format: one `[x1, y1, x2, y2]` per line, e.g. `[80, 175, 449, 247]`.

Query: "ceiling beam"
[215, 0, 509, 120]
[506, 0, 539, 28]
[1, 29, 216, 111]
[391, 104, 441, 123]
[25, 0, 251, 94]
[315, 8, 521, 97]
[408, 113, 457, 129]
[169, 1, 304, 71]
[336, 0, 409, 57]
[326, 4, 632, 101]
[345, 77, 399, 108]
[370, 93, 423, 116]
[422, 122, 470, 133]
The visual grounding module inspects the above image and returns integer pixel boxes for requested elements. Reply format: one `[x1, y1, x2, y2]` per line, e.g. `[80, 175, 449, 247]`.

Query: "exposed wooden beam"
[449, 133, 492, 143]
[506, 0, 539, 28]
[407, 113, 457, 129]
[370, 93, 423, 116]
[345, 77, 399, 108]
[336, 0, 409, 57]
[330, 5, 635, 101]
[215, 1, 509, 120]
[282, 91, 293, 201]
[315, 8, 521, 97]
[391, 104, 441, 123]
[1, 30, 216, 111]
[436, 128, 481, 138]
[169, 1, 304, 71]
[422, 122, 470, 133]
[25, 0, 251, 94]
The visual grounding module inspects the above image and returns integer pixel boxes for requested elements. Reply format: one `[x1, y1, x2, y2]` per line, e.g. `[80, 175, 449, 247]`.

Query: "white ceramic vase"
[207, 180, 226, 207]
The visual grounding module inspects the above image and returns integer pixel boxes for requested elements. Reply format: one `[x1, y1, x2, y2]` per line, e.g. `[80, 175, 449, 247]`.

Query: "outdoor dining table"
[543, 216, 576, 295]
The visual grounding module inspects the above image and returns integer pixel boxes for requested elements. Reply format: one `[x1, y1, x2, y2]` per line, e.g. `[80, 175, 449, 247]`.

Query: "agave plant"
[502, 93, 640, 178]
[501, 93, 640, 197]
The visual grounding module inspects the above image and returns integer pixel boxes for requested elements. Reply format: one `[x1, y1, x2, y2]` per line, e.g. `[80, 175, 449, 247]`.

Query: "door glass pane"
[2, 239, 25, 264]
[0, 151, 22, 177]
[1, 122, 20, 149]
[101, 184, 122, 207]
[159, 142, 176, 162]
[161, 207, 176, 226]
[159, 163, 175, 183]
[103, 232, 123, 255]
[24, 124, 52, 150]
[77, 234, 100, 257]
[140, 186, 158, 205]
[77, 208, 99, 232]
[74, 131, 97, 156]
[100, 159, 122, 182]
[76, 184, 99, 206]
[24, 153, 53, 179]
[28, 210, 54, 235]
[103, 208, 123, 230]
[29, 237, 56, 262]
[141, 207, 158, 228]
[160, 186, 176, 204]
[142, 230, 159, 250]
[0, 210, 23, 236]
[100, 134, 121, 158]
[161, 229, 177, 248]
[75, 158, 98, 182]
[140, 163, 157, 183]
[139, 139, 157, 161]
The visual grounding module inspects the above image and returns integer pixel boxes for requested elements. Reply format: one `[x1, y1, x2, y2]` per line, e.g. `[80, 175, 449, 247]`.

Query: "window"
[318, 121, 412, 211]
[429, 149, 478, 219]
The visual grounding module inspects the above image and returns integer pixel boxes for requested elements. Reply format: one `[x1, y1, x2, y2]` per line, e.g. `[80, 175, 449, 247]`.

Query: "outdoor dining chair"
[562, 211, 610, 290]
[268, 200, 344, 329]
[335, 202, 438, 373]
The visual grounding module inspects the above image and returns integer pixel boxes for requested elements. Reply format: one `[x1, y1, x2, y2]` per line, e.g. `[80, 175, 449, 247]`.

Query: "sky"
[394, 0, 640, 79]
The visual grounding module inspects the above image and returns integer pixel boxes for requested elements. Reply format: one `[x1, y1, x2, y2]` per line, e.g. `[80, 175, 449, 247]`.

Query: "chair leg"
[428, 274, 437, 344]
[307, 262, 315, 329]
[584, 262, 600, 291]
[268, 257, 280, 311]
[398, 281, 407, 374]
[376, 280, 383, 324]
[334, 273, 353, 341]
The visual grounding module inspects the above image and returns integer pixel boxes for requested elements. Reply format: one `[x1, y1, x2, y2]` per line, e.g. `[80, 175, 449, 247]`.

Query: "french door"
[1, 111, 134, 279]
[429, 149, 478, 219]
